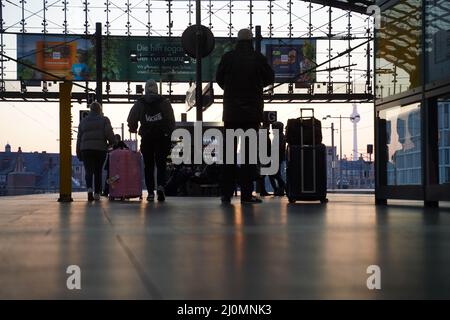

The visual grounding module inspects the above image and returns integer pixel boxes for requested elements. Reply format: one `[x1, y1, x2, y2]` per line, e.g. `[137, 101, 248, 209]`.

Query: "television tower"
[350, 104, 360, 161]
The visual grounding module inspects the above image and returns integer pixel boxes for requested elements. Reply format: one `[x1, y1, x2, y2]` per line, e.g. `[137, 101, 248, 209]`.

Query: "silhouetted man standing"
[216, 28, 275, 204]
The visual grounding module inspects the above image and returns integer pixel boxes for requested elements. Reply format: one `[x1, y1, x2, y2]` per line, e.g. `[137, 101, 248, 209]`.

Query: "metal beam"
[304, 0, 374, 15]
[95, 23, 102, 103]
[195, 0, 202, 121]
[0, 91, 373, 103]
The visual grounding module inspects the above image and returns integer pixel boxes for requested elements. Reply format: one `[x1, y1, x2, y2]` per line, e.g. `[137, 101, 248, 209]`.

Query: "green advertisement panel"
[124, 36, 235, 82]
[16, 34, 315, 83]
[16, 34, 234, 82]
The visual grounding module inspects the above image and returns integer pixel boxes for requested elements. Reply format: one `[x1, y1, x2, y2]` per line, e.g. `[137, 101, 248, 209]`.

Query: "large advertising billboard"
[16, 34, 315, 84]
[261, 38, 316, 84]
[17, 35, 91, 81]
[16, 34, 235, 82]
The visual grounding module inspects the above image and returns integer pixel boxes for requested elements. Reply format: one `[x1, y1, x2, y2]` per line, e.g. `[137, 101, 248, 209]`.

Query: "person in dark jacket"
[269, 121, 286, 196]
[127, 79, 175, 202]
[76, 101, 115, 201]
[216, 28, 275, 204]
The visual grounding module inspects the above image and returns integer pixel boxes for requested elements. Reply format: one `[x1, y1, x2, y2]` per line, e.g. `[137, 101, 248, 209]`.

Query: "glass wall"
[425, 0, 450, 83]
[376, 1, 450, 202]
[438, 98, 450, 183]
[375, 0, 422, 99]
[379, 103, 422, 185]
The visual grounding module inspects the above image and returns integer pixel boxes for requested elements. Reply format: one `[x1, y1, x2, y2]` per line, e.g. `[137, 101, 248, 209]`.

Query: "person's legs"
[269, 174, 277, 192]
[93, 151, 106, 198]
[221, 122, 237, 201]
[155, 138, 169, 201]
[269, 172, 285, 195]
[239, 122, 260, 201]
[222, 163, 236, 199]
[141, 138, 156, 199]
[273, 160, 286, 195]
[103, 155, 110, 196]
[257, 174, 269, 196]
[239, 164, 254, 199]
[276, 170, 286, 195]
[82, 150, 95, 201]
[269, 161, 283, 193]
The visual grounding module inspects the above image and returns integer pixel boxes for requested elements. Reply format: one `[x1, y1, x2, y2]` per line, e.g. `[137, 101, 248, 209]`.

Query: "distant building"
[0, 144, 84, 196]
[339, 156, 374, 189]
[325, 145, 374, 189]
[7, 147, 37, 195]
[326, 146, 337, 189]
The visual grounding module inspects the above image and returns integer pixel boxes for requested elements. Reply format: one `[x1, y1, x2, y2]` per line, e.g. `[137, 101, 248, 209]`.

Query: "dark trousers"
[269, 161, 286, 193]
[141, 136, 170, 192]
[222, 122, 260, 200]
[82, 150, 107, 194]
[256, 174, 268, 194]
[103, 155, 111, 195]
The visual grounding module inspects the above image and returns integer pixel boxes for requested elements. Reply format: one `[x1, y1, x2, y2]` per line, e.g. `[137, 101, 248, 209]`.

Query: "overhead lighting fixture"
[129, 50, 138, 63]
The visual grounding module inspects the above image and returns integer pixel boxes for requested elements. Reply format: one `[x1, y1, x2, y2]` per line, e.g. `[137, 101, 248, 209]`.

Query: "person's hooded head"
[236, 28, 253, 50]
[89, 101, 102, 115]
[145, 79, 159, 96]
[237, 28, 253, 42]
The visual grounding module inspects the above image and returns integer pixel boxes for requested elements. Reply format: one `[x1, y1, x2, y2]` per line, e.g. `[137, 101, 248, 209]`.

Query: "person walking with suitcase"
[216, 28, 275, 204]
[127, 80, 175, 202]
[76, 101, 116, 201]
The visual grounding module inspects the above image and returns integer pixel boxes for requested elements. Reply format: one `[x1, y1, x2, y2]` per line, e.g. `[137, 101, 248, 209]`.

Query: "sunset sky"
[0, 1, 374, 159]
[0, 100, 374, 159]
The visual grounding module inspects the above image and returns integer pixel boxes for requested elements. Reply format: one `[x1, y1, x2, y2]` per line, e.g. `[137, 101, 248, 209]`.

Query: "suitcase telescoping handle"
[299, 108, 316, 193]
[299, 108, 316, 146]
[300, 108, 314, 120]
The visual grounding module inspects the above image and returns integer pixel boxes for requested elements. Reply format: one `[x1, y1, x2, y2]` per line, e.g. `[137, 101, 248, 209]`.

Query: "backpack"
[139, 97, 169, 139]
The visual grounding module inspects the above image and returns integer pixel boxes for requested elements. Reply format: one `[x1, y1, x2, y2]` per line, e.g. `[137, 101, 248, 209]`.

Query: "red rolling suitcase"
[108, 149, 143, 201]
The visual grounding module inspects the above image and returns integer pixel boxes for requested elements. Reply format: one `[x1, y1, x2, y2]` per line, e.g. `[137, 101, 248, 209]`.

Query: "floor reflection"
[1, 194, 450, 298]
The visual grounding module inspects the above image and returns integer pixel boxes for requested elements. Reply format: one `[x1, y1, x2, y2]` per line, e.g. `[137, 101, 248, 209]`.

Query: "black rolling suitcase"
[286, 109, 328, 203]
[286, 115, 322, 145]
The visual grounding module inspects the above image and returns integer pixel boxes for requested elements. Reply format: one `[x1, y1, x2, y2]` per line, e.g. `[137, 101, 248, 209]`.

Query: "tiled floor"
[1, 193, 450, 299]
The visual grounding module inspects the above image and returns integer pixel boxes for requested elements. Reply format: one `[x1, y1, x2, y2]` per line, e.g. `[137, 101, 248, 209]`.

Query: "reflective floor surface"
[1, 193, 450, 299]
